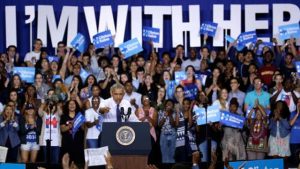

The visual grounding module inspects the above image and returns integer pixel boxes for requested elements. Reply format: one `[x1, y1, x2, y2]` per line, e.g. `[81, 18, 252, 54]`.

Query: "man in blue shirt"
[244, 77, 270, 112]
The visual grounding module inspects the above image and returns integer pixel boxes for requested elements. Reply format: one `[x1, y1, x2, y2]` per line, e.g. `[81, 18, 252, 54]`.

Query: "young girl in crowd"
[175, 98, 197, 163]
[158, 99, 176, 163]
[246, 100, 268, 160]
[268, 100, 291, 158]
[221, 98, 246, 161]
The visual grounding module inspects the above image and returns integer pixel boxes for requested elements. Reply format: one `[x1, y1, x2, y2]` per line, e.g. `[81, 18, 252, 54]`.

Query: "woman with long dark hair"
[60, 100, 85, 164]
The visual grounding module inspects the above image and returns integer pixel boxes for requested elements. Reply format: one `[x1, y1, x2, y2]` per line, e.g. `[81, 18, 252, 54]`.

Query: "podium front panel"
[100, 122, 152, 155]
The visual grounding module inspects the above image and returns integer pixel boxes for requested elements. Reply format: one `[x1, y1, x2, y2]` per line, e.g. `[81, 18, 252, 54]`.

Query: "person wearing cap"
[19, 103, 42, 163]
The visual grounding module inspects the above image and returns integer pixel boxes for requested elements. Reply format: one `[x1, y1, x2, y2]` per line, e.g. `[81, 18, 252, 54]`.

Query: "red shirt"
[258, 65, 277, 87]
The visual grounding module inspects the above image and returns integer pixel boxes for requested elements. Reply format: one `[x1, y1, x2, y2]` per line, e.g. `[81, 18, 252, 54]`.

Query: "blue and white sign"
[119, 38, 143, 59]
[200, 22, 218, 37]
[256, 42, 274, 55]
[195, 73, 207, 86]
[72, 112, 86, 138]
[295, 61, 300, 76]
[92, 30, 114, 49]
[195, 105, 221, 125]
[80, 68, 91, 82]
[166, 80, 176, 100]
[52, 75, 61, 82]
[279, 23, 300, 41]
[143, 26, 160, 43]
[184, 84, 198, 100]
[174, 71, 187, 85]
[71, 33, 87, 53]
[237, 31, 257, 46]
[225, 35, 235, 43]
[47, 55, 60, 63]
[0, 164, 25, 169]
[227, 159, 284, 169]
[13, 67, 35, 83]
[220, 110, 245, 129]
[96, 115, 104, 132]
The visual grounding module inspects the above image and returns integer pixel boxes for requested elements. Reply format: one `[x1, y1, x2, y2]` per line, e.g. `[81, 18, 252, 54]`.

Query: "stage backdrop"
[0, 0, 299, 58]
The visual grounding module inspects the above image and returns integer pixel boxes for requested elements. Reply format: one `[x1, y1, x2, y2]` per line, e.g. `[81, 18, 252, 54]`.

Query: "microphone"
[126, 107, 132, 122]
[120, 107, 125, 121]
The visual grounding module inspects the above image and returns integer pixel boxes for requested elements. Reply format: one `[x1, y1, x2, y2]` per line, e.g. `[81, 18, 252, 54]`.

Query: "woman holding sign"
[180, 65, 202, 93]
[60, 100, 85, 164]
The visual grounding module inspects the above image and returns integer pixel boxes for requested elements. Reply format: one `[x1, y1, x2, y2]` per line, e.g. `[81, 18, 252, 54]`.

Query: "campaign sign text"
[200, 22, 218, 37]
[71, 33, 87, 53]
[279, 23, 300, 41]
[119, 38, 143, 59]
[237, 31, 257, 46]
[195, 105, 221, 125]
[13, 67, 35, 83]
[227, 158, 283, 169]
[93, 30, 114, 49]
[220, 111, 245, 129]
[143, 26, 160, 43]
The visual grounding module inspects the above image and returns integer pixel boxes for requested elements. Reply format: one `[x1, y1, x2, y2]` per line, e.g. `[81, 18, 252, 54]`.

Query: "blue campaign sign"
[227, 158, 284, 169]
[71, 33, 87, 53]
[119, 38, 143, 59]
[13, 67, 35, 83]
[0, 164, 25, 169]
[237, 31, 257, 46]
[225, 35, 235, 43]
[166, 80, 176, 100]
[256, 42, 273, 55]
[295, 61, 300, 76]
[92, 30, 114, 49]
[195, 73, 207, 86]
[80, 68, 90, 82]
[220, 110, 245, 129]
[174, 71, 187, 85]
[200, 22, 218, 37]
[184, 84, 198, 100]
[143, 26, 160, 43]
[195, 105, 220, 125]
[47, 55, 60, 63]
[52, 75, 61, 82]
[72, 112, 86, 138]
[279, 23, 300, 41]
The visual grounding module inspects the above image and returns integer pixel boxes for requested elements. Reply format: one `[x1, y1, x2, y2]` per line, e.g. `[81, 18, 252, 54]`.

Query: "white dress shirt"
[100, 98, 139, 122]
[123, 92, 142, 113]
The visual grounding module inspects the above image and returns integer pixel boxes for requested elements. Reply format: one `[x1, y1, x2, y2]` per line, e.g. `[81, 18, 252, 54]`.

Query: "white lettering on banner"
[213, 4, 242, 46]
[245, 5, 269, 41]
[273, 4, 300, 45]
[144, 6, 172, 48]
[37, 5, 78, 47]
[172, 5, 201, 48]
[5, 6, 17, 47]
[131, 6, 142, 45]
[125, 41, 140, 51]
[3, 4, 300, 48]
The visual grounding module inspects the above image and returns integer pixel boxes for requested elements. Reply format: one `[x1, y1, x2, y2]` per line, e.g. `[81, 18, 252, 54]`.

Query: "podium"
[101, 122, 151, 169]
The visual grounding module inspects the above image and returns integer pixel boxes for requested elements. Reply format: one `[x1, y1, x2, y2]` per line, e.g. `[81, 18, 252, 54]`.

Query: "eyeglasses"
[176, 90, 183, 93]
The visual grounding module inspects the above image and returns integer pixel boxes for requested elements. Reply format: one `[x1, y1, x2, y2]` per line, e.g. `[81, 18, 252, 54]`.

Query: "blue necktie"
[116, 104, 121, 122]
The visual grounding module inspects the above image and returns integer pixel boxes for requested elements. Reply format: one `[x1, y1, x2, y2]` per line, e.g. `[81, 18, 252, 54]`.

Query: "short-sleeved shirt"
[244, 90, 270, 109]
[85, 108, 101, 139]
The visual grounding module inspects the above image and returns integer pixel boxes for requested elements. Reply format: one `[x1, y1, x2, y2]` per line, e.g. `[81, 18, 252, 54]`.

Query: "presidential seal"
[116, 126, 135, 146]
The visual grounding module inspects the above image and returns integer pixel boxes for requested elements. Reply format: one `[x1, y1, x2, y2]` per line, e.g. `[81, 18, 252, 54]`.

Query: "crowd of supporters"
[0, 36, 299, 168]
